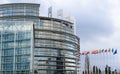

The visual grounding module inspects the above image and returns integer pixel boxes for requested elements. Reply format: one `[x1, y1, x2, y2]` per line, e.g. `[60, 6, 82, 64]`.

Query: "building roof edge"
[0, 3, 40, 6]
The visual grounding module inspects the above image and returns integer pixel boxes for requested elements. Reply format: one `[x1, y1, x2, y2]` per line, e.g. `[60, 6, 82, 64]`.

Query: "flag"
[84, 51, 90, 55]
[98, 49, 102, 53]
[113, 49, 117, 55]
[81, 53, 84, 55]
[105, 49, 107, 52]
[92, 50, 98, 54]
[102, 49, 104, 53]
[112, 48, 114, 52]
[108, 48, 111, 52]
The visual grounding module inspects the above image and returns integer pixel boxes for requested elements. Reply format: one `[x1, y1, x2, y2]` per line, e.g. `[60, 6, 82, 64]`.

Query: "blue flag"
[105, 49, 107, 52]
[112, 48, 114, 52]
[113, 49, 117, 55]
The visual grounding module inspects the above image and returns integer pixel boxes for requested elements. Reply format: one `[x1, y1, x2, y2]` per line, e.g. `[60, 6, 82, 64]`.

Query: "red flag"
[102, 49, 104, 53]
[108, 48, 110, 52]
[84, 51, 90, 55]
[92, 50, 98, 54]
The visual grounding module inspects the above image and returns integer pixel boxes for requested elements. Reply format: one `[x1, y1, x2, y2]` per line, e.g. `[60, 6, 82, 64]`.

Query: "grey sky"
[1, 0, 120, 50]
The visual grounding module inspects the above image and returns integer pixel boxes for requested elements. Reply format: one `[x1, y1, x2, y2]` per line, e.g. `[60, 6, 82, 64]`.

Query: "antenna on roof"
[48, 6, 52, 18]
[57, 9, 63, 19]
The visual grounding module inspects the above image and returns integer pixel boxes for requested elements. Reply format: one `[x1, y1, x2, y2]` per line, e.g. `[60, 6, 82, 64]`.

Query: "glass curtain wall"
[0, 22, 33, 74]
[34, 20, 79, 74]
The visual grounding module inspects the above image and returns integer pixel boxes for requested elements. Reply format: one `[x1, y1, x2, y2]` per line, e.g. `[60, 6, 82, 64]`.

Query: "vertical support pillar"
[30, 23, 34, 74]
[0, 31, 2, 73]
[13, 29, 16, 74]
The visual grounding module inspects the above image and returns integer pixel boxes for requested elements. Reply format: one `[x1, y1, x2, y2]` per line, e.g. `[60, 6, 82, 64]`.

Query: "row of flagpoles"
[75, 48, 117, 57]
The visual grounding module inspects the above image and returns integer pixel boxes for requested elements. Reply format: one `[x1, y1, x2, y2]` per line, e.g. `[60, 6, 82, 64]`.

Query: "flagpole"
[107, 49, 109, 74]
[105, 49, 108, 74]
[110, 48, 112, 74]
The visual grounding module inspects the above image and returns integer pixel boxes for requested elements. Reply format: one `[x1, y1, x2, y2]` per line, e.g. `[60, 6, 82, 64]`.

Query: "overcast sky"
[1, 0, 120, 51]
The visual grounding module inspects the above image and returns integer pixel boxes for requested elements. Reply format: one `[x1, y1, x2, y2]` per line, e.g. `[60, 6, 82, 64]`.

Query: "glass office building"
[0, 3, 80, 74]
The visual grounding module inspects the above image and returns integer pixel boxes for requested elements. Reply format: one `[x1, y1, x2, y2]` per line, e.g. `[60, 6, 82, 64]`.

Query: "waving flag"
[81, 53, 85, 55]
[105, 49, 107, 52]
[108, 48, 111, 52]
[92, 50, 98, 54]
[102, 49, 104, 53]
[112, 48, 114, 52]
[80, 48, 118, 56]
[84, 51, 90, 55]
[113, 49, 117, 55]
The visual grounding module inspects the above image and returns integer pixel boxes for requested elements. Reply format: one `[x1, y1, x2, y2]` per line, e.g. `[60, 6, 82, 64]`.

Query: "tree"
[108, 67, 111, 74]
[114, 69, 117, 74]
[111, 71, 114, 74]
[82, 71, 84, 74]
[93, 66, 96, 74]
[34, 70, 38, 74]
[99, 68, 101, 74]
[105, 65, 108, 74]
[96, 66, 98, 74]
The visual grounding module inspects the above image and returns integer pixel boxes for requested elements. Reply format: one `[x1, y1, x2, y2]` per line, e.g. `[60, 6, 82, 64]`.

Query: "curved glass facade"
[0, 3, 39, 16]
[0, 3, 80, 74]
